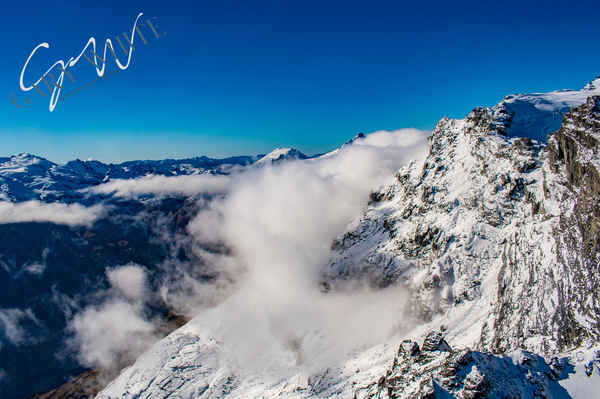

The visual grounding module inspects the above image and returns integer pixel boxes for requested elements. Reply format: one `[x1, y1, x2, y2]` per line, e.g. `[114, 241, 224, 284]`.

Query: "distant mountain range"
[0, 148, 318, 203]
[0, 153, 254, 202]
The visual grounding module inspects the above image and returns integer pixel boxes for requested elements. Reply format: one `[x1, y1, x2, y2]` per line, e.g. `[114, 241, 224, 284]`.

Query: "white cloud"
[359, 128, 426, 148]
[0, 308, 39, 345]
[0, 201, 103, 226]
[68, 300, 157, 371]
[88, 174, 231, 198]
[68, 264, 154, 372]
[23, 262, 45, 275]
[66, 128, 429, 376]
[106, 264, 148, 302]
[183, 128, 429, 374]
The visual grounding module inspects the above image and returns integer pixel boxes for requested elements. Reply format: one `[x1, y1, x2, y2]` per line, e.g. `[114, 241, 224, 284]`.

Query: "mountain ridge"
[0, 153, 261, 202]
[94, 83, 600, 398]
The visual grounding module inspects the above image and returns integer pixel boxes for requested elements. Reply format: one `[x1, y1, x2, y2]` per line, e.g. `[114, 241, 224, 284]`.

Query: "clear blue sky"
[2, 0, 599, 163]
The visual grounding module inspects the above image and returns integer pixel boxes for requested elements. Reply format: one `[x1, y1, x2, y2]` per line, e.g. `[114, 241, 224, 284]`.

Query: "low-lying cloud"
[87, 174, 231, 198]
[184, 128, 429, 373]
[68, 264, 158, 372]
[0, 308, 39, 346]
[0, 201, 103, 226]
[69, 300, 156, 371]
[106, 264, 148, 302]
[67, 128, 430, 378]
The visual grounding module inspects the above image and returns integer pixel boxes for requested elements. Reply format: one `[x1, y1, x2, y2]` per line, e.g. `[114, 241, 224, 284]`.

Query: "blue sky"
[2, 0, 600, 163]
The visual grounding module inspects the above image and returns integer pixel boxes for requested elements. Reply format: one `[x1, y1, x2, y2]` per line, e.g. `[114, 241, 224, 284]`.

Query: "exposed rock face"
[421, 331, 451, 352]
[328, 96, 600, 356]
[490, 96, 600, 355]
[30, 370, 104, 399]
[355, 330, 570, 399]
[548, 96, 600, 349]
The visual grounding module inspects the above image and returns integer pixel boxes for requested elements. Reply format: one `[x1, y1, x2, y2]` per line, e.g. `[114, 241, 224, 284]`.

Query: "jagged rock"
[422, 331, 451, 352]
[462, 366, 488, 399]
[328, 93, 600, 357]
[399, 340, 420, 357]
[357, 333, 569, 399]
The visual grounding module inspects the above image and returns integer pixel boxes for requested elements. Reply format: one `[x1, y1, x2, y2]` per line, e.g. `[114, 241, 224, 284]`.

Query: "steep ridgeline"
[327, 96, 600, 357]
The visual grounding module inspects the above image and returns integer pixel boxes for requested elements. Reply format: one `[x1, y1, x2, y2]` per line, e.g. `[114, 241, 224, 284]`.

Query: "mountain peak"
[254, 147, 308, 165]
[491, 75, 600, 142]
[2, 153, 54, 169]
[343, 132, 366, 146]
[13, 152, 45, 161]
[583, 75, 600, 91]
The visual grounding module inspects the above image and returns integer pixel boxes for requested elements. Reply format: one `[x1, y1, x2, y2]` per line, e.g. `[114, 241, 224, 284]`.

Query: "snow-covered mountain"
[254, 147, 309, 165]
[327, 95, 600, 357]
[492, 76, 600, 141]
[93, 78, 600, 399]
[1, 147, 331, 399]
[0, 154, 259, 202]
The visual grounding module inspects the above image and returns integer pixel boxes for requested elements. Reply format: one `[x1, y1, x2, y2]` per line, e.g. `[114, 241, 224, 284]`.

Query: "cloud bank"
[66, 128, 429, 377]
[88, 174, 231, 198]
[0, 201, 103, 226]
[184, 128, 429, 373]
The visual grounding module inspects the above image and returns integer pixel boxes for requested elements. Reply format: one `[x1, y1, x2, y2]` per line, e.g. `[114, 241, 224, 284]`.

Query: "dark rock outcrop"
[355, 331, 570, 399]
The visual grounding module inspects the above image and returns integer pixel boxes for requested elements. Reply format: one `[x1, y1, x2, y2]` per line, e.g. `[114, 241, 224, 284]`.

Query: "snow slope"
[492, 76, 600, 141]
[97, 80, 600, 398]
[97, 311, 397, 399]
